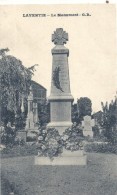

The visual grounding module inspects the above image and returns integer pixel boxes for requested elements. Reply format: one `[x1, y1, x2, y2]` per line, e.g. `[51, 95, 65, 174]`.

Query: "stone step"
[61, 149, 84, 157]
[35, 154, 87, 166]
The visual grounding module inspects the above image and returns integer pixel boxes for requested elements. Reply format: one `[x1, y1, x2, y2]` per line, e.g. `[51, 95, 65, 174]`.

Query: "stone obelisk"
[25, 86, 35, 130]
[47, 28, 74, 134]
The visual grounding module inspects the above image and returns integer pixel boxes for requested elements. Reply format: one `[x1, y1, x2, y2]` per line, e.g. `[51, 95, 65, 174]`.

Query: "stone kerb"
[35, 149, 87, 166]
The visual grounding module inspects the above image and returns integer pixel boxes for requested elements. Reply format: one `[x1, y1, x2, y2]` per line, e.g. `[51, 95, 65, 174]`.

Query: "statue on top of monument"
[52, 28, 68, 45]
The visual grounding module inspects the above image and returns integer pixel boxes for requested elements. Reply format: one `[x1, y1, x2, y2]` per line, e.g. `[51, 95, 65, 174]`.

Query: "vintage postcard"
[0, 2, 117, 195]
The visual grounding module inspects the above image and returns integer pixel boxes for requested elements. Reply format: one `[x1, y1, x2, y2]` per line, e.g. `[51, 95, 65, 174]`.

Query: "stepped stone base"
[83, 130, 93, 137]
[17, 130, 27, 142]
[27, 129, 39, 133]
[35, 150, 87, 166]
[47, 121, 72, 135]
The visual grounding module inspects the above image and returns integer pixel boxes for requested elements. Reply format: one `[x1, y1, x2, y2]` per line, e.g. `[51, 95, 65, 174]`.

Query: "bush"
[1, 125, 16, 146]
[1, 144, 39, 158]
[84, 142, 117, 154]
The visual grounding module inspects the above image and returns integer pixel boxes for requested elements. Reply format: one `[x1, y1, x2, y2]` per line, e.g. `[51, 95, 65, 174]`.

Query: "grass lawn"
[1, 153, 117, 195]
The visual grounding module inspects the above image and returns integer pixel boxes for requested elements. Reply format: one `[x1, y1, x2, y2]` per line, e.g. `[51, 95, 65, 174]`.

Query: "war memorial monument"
[35, 28, 87, 165]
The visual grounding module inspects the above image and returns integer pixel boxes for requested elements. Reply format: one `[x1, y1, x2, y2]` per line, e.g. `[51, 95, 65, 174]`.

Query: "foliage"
[84, 142, 117, 154]
[0, 49, 31, 112]
[101, 100, 117, 144]
[0, 48, 38, 126]
[77, 97, 92, 120]
[1, 125, 16, 146]
[72, 97, 92, 124]
[72, 103, 79, 124]
[1, 109, 15, 126]
[1, 144, 38, 158]
[15, 111, 27, 130]
[92, 125, 100, 137]
[38, 102, 50, 126]
[1, 123, 27, 147]
[92, 111, 103, 127]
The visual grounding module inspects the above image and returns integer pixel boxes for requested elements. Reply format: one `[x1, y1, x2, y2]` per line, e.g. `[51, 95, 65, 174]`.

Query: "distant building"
[31, 80, 47, 104]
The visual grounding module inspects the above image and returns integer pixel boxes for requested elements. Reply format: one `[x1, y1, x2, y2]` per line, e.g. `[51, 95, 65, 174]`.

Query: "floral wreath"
[37, 128, 63, 159]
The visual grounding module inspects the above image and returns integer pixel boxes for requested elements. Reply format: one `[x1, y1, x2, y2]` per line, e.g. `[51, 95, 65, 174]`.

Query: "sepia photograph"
[0, 2, 117, 195]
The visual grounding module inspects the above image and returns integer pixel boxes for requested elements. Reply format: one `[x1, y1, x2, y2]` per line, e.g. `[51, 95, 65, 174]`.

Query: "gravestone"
[33, 102, 39, 126]
[17, 130, 27, 142]
[25, 86, 34, 130]
[25, 86, 39, 131]
[47, 28, 74, 134]
[82, 115, 95, 137]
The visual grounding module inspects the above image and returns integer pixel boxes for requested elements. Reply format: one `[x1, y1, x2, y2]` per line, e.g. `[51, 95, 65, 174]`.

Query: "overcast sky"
[0, 4, 116, 112]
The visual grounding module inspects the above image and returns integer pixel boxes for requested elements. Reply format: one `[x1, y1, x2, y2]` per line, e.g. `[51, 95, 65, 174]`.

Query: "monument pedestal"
[47, 97, 73, 134]
[35, 149, 87, 166]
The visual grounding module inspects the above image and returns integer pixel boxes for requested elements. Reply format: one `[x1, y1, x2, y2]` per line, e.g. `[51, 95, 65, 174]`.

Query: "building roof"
[31, 80, 47, 91]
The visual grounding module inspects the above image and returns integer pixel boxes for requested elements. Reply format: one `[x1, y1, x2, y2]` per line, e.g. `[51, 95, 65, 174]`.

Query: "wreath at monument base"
[36, 125, 84, 159]
[61, 124, 84, 151]
[37, 128, 63, 159]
